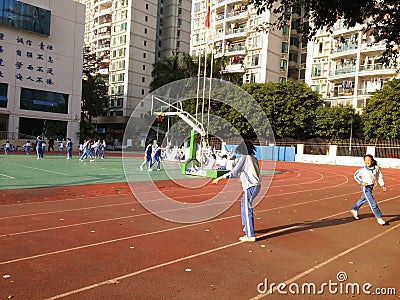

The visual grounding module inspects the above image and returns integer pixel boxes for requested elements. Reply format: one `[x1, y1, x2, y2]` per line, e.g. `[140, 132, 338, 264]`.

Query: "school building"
[0, 0, 85, 143]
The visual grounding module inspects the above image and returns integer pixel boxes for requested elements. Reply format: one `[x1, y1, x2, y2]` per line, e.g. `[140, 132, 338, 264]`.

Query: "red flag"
[205, 0, 211, 27]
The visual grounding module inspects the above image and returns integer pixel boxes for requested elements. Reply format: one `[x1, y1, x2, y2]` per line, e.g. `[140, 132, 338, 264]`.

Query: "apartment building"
[190, 0, 308, 84]
[305, 19, 399, 108]
[0, 0, 85, 142]
[79, 0, 191, 144]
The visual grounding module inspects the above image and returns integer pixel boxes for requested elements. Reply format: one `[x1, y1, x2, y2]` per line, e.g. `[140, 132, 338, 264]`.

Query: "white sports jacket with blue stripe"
[354, 165, 385, 187]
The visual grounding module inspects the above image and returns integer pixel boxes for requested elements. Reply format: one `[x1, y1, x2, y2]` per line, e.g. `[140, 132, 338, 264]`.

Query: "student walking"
[148, 142, 162, 171]
[101, 140, 106, 159]
[140, 142, 153, 170]
[58, 141, 64, 155]
[79, 139, 94, 162]
[213, 140, 261, 242]
[5, 141, 11, 154]
[66, 138, 73, 159]
[36, 136, 43, 159]
[351, 154, 387, 225]
[25, 140, 31, 155]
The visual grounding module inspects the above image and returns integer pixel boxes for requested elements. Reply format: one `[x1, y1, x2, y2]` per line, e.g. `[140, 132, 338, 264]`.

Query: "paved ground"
[0, 158, 399, 299]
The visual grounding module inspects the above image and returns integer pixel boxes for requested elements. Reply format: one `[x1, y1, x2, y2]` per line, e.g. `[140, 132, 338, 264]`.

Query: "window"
[141, 89, 145, 95]
[252, 35, 261, 48]
[142, 77, 145, 83]
[117, 85, 124, 95]
[290, 37, 300, 47]
[280, 59, 287, 71]
[282, 24, 290, 36]
[313, 42, 323, 55]
[279, 77, 287, 83]
[0, 83, 8, 108]
[0, 0, 51, 36]
[142, 65, 146, 70]
[145, 16, 148, 22]
[116, 98, 123, 107]
[193, 2, 201, 13]
[176, 40, 180, 48]
[311, 63, 321, 77]
[146, 3, 149, 9]
[178, 7, 182, 15]
[121, 22, 127, 31]
[143, 52, 147, 58]
[281, 42, 288, 53]
[289, 50, 298, 63]
[177, 18, 182, 27]
[251, 54, 260, 66]
[144, 28, 147, 34]
[115, 111, 123, 116]
[299, 69, 306, 79]
[20, 88, 69, 114]
[144, 40, 147, 46]
[301, 53, 307, 64]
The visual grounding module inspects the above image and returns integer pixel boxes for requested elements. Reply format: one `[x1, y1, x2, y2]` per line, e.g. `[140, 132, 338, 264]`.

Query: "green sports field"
[0, 154, 189, 190]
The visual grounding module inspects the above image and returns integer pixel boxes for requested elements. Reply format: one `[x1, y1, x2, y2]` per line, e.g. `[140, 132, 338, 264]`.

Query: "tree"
[150, 52, 242, 92]
[242, 81, 323, 139]
[362, 78, 400, 141]
[81, 47, 108, 138]
[315, 104, 361, 143]
[249, 0, 400, 64]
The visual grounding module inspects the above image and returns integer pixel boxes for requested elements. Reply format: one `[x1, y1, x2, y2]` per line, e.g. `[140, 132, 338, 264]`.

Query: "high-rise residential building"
[78, 0, 191, 145]
[189, 0, 308, 84]
[305, 20, 400, 109]
[0, 0, 85, 143]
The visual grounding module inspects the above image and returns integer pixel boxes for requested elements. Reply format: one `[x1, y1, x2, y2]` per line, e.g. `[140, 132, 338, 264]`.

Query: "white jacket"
[354, 165, 385, 187]
[223, 155, 261, 191]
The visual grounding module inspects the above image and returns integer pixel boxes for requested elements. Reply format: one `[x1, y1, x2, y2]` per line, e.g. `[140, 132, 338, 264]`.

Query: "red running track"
[0, 162, 399, 299]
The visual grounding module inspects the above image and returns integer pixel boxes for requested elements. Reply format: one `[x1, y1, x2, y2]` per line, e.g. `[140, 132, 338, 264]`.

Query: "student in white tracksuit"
[213, 140, 261, 242]
[351, 154, 387, 225]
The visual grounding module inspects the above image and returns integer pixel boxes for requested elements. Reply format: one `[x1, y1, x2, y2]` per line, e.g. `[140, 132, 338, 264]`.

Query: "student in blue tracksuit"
[140, 142, 153, 170]
[351, 154, 387, 225]
[213, 140, 261, 242]
[66, 138, 73, 159]
[79, 138, 94, 162]
[149, 142, 162, 171]
[36, 136, 43, 159]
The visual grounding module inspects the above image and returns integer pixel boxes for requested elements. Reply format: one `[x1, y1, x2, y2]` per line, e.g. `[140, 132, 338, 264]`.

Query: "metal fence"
[273, 137, 400, 158]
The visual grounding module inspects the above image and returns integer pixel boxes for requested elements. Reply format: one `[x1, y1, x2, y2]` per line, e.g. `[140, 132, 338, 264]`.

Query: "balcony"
[331, 43, 358, 54]
[329, 66, 356, 76]
[358, 63, 396, 76]
[224, 63, 244, 73]
[225, 44, 246, 55]
[226, 27, 247, 39]
[226, 9, 248, 21]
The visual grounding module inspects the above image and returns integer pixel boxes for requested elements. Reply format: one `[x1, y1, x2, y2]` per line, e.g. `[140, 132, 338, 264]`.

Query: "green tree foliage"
[249, 0, 400, 64]
[315, 104, 361, 142]
[362, 78, 400, 140]
[242, 81, 323, 139]
[150, 53, 241, 91]
[81, 47, 108, 136]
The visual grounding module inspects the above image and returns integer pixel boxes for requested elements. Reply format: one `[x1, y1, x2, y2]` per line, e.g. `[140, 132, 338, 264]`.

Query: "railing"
[331, 43, 358, 54]
[359, 63, 393, 72]
[226, 10, 248, 19]
[226, 45, 246, 52]
[226, 27, 247, 35]
[330, 66, 356, 76]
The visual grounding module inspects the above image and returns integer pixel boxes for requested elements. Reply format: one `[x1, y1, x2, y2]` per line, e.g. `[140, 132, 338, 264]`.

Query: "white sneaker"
[377, 218, 386, 225]
[148, 168, 153, 171]
[350, 209, 359, 220]
[239, 236, 256, 242]
[140, 166, 143, 170]
[157, 169, 161, 171]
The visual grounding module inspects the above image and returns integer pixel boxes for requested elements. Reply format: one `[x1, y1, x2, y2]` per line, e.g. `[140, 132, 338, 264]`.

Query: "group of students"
[79, 138, 107, 162]
[33, 136, 73, 159]
[140, 141, 163, 171]
[212, 140, 388, 242]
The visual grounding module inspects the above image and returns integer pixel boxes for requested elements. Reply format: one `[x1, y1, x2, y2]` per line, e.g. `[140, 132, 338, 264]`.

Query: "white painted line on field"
[0, 173, 15, 179]
[5, 162, 73, 176]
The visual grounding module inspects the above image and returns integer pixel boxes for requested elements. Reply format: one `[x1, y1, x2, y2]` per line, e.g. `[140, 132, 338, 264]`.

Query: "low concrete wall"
[295, 144, 400, 168]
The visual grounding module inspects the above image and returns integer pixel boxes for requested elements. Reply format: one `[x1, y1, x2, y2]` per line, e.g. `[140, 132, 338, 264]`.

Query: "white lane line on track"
[44, 198, 400, 300]
[249, 222, 400, 299]
[0, 190, 360, 237]
[1, 194, 398, 266]
[0, 173, 15, 179]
